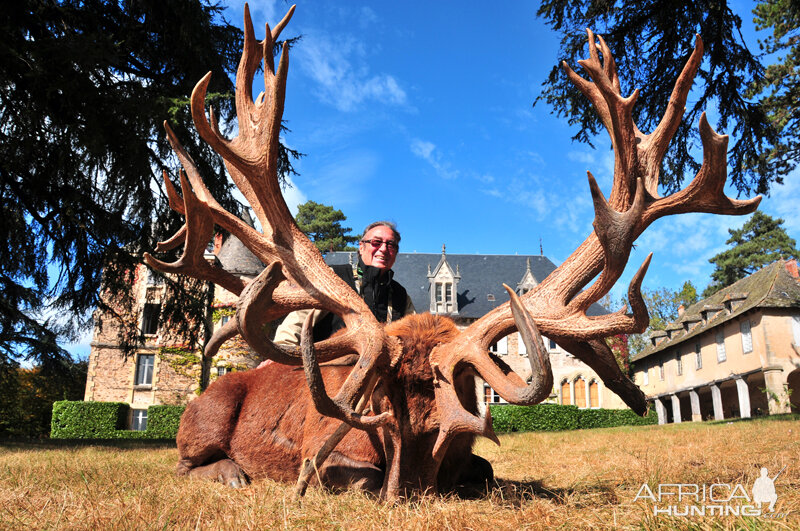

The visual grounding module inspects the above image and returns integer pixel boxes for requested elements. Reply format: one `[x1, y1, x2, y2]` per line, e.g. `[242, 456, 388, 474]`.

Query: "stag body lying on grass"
[176, 313, 493, 494]
[144, 4, 759, 500]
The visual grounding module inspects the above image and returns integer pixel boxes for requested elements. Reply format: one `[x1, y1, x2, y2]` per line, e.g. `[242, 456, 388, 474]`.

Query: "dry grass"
[1, 417, 798, 530]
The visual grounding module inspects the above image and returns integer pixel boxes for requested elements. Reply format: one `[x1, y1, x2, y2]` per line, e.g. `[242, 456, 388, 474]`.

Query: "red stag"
[144, 4, 759, 500]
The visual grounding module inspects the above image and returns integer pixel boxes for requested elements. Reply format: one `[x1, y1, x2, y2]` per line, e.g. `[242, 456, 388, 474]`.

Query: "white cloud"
[297, 31, 407, 112]
[410, 139, 459, 179]
[281, 175, 308, 216]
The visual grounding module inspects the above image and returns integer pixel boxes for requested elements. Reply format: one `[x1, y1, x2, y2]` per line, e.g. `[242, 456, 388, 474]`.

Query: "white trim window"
[490, 336, 508, 355]
[716, 329, 727, 363]
[131, 409, 147, 431]
[676, 351, 683, 376]
[135, 354, 154, 386]
[642, 367, 649, 386]
[740, 320, 753, 354]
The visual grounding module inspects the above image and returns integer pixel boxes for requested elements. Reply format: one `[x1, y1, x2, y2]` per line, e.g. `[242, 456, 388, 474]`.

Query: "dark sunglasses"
[361, 238, 399, 253]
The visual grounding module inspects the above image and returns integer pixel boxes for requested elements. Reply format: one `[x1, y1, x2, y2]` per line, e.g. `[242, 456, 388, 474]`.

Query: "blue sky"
[62, 0, 800, 356]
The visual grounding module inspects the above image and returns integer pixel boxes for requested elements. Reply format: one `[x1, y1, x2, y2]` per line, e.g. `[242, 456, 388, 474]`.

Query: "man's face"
[359, 225, 398, 271]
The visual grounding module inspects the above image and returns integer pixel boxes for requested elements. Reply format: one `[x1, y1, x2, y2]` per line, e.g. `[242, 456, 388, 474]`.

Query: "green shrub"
[51, 401, 128, 438]
[147, 405, 185, 438]
[50, 401, 185, 439]
[489, 403, 657, 433]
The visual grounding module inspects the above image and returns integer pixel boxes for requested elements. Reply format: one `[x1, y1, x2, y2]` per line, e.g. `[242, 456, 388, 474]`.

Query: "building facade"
[84, 240, 631, 429]
[629, 260, 800, 424]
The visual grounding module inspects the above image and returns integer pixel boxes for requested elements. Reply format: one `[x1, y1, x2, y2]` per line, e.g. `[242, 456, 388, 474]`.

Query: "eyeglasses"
[361, 238, 399, 253]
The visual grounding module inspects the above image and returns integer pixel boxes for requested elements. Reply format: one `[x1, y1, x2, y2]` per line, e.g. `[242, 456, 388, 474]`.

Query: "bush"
[51, 401, 185, 439]
[147, 405, 185, 438]
[51, 401, 128, 439]
[489, 403, 657, 433]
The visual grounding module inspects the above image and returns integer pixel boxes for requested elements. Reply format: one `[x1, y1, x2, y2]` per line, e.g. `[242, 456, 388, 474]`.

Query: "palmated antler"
[428, 30, 760, 469]
[145, 4, 394, 431]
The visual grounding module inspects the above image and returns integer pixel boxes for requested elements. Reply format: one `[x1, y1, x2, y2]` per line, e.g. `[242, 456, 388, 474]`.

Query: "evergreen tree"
[747, 0, 800, 178]
[703, 212, 799, 296]
[295, 201, 360, 253]
[0, 1, 298, 368]
[535, 0, 781, 195]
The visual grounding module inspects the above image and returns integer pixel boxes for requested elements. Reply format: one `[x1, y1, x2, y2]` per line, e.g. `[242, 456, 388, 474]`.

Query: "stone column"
[710, 384, 724, 420]
[763, 367, 790, 414]
[670, 394, 682, 423]
[689, 390, 702, 422]
[735, 377, 752, 418]
[654, 398, 666, 425]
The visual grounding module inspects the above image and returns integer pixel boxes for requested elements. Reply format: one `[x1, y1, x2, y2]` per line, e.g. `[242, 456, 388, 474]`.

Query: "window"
[518, 332, 527, 355]
[434, 282, 454, 313]
[489, 336, 508, 355]
[740, 320, 753, 354]
[642, 367, 649, 386]
[220, 314, 230, 326]
[131, 409, 147, 431]
[560, 380, 571, 405]
[217, 366, 229, 377]
[589, 380, 599, 408]
[676, 351, 683, 376]
[141, 303, 161, 335]
[793, 315, 800, 345]
[146, 268, 164, 285]
[135, 354, 154, 386]
[695, 343, 702, 370]
[574, 377, 587, 408]
[483, 384, 503, 404]
[716, 329, 726, 362]
[659, 362, 664, 380]
[549, 338, 557, 351]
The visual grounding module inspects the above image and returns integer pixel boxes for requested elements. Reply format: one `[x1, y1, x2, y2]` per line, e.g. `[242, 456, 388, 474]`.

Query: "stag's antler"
[145, 4, 393, 430]
[428, 31, 760, 470]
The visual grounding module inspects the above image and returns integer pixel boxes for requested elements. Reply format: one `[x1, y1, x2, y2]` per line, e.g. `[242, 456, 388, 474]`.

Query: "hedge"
[489, 403, 657, 433]
[51, 401, 185, 439]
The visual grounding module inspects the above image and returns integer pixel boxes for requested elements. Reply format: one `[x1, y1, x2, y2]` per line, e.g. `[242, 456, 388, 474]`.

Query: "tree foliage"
[0, 359, 87, 438]
[747, 0, 800, 177]
[703, 211, 799, 296]
[295, 201, 360, 253]
[607, 281, 699, 355]
[535, 0, 781, 196]
[0, 1, 297, 367]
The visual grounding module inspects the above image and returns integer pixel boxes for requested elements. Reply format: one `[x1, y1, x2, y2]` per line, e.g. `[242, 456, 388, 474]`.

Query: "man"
[273, 221, 414, 345]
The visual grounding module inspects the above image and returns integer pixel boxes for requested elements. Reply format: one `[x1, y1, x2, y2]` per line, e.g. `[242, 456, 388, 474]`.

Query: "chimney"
[785, 259, 799, 279]
[678, 304, 685, 318]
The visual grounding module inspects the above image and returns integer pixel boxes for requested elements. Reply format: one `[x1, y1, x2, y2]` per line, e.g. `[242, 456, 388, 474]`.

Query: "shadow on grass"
[450, 477, 618, 508]
[0, 438, 177, 450]
[705, 412, 800, 426]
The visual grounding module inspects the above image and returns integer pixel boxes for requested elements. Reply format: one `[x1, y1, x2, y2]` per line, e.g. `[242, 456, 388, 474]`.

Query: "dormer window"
[516, 257, 538, 295]
[428, 244, 460, 315]
[700, 305, 723, 325]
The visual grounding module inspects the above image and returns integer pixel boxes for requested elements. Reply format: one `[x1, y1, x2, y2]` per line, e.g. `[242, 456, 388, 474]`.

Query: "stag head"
[146, 5, 759, 500]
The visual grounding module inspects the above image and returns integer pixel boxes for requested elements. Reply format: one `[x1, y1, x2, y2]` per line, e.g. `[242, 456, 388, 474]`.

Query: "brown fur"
[176, 313, 492, 494]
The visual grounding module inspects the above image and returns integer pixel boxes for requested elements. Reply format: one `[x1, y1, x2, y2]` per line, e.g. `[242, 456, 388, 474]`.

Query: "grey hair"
[362, 220, 401, 244]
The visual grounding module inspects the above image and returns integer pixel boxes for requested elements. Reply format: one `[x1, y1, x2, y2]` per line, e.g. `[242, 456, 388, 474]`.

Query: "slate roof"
[216, 235, 264, 275]
[630, 260, 800, 363]
[324, 251, 608, 319]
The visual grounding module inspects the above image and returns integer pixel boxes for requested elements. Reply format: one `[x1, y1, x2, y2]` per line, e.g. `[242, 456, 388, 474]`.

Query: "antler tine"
[300, 312, 393, 430]
[144, 170, 246, 297]
[640, 34, 704, 195]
